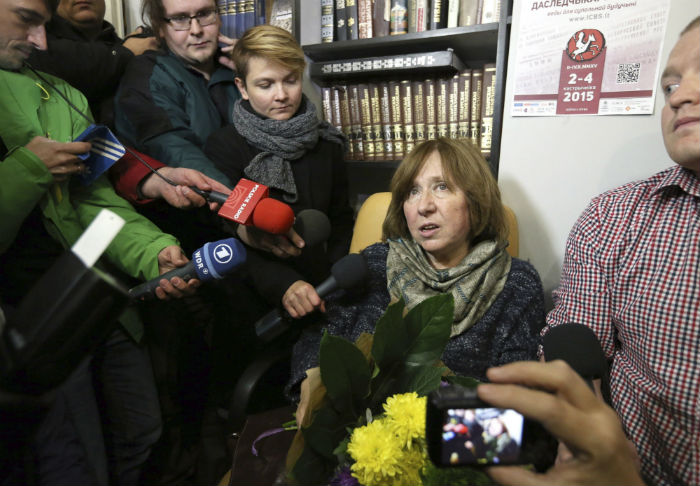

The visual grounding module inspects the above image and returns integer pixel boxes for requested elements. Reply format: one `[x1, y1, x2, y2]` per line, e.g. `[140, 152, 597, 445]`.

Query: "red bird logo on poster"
[566, 29, 606, 62]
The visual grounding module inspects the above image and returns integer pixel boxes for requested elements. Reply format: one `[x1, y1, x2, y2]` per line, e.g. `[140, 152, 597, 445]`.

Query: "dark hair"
[382, 138, 507, 246]
[141, 0, 167, 41]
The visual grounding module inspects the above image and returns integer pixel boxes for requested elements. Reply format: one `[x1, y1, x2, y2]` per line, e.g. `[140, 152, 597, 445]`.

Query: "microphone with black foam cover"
[128, 238, 246, 300]
[255, 253, 369, 342]
[543, 323, 611, 405]
[193, 179, 295, 235]
[293, 209, 332, 247]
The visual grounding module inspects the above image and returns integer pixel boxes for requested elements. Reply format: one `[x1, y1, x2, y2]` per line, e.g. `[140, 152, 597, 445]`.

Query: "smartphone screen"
[440, 407, 525, 465]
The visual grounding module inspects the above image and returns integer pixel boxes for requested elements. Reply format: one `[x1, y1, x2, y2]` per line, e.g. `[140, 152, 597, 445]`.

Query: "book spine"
[379, 82, 394, 160]
[331, 87, 344, 134]
[469, 69, 483, 148]
[369, 83, 385, 160]
[348, 84, 364, 159]
[407, 0, 416, 33]
[458, 0, 478, 26]
[411, 80, 426, 145]
[416, 0, 428, 31]
[321, 86, 333, 123]
[321, 0, 335, 42]
[346, 0, 359, 39]
[338, 86, 355, 159]
[447, 0, 459, 28]
[389, 81, 404, 160]
[458, 69, 472, 139]
[236, 0, 246, 38]
[244, 0, 255, 32]
[358, 0, 373, 38]
[429, 0, 447, 30]
[389, 0, 408, 35]
[372, 0, 390, 37]
[335, 0, 348, 41]
[448, 73, 460, 139]
[436, 77, 449, 138]
[227, 0, 237, 37]
[400, 80, 415, 156]
[254, 0, 266, 25]
[218, 0, 230, 37]
[480, 63, 496, 157]
[480, 0, 500, 23]
[424, 78, 437, 140]
[358, 83, 375, 161]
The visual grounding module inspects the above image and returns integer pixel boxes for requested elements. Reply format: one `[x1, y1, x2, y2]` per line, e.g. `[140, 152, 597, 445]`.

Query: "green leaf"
[302, 407, 348, 460]
[401, 364, 446, 396]
[319, 332, 371, 414]
[444, 374, 481, 388]
[403, 294, 453, 365]
[291, 445, 335, 485]
[371, 298, 409, 372]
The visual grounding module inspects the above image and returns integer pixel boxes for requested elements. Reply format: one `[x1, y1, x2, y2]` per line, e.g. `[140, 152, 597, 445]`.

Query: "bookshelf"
[297, 0, 512, 205]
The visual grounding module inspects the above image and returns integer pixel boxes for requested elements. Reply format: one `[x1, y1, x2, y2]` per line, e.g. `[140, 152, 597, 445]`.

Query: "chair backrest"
[349, 192, 519, 258]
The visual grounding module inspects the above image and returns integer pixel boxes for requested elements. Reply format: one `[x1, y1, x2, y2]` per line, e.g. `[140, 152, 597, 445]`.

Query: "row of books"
[217, 0, 266, 39]
[320, 64, 496, 162]
[321, 0, 501, 42]
[217, 0, 297, 39]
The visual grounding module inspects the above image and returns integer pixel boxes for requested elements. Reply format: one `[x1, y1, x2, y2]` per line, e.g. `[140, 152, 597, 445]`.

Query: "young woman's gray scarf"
[233, 96, 346, 203]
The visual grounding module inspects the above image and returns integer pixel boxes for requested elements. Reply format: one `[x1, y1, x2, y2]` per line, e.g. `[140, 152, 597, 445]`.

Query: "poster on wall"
[511, 0, 670, 116]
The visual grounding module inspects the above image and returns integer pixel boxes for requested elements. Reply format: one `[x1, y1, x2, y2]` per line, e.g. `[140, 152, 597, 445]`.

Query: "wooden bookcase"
[296, 0, 512, 206]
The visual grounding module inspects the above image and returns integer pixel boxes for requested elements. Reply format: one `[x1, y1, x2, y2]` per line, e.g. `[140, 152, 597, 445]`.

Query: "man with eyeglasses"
[113, 0, 241, 187]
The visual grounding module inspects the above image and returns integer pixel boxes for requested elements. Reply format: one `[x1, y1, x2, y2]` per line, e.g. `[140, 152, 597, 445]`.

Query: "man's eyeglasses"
[163, 9, 218, 31]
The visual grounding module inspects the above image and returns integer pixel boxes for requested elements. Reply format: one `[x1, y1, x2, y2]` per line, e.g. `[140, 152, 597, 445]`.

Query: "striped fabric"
[545, 165, 700, 486]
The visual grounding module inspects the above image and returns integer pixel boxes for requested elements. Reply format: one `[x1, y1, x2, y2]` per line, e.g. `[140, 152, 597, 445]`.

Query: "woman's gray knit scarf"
[233, 95, 346, 203]
[386, 238, 512, 337]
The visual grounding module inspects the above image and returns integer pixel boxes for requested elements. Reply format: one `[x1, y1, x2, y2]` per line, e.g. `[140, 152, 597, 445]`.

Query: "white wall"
[499, 0, 699, 308]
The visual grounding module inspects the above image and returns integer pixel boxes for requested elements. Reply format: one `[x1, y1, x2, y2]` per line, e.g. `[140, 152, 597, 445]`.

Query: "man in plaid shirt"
[544, 17, 699, 486]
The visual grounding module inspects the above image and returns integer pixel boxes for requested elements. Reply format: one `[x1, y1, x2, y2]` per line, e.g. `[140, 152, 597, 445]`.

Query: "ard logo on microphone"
[213, 243, 233, 264]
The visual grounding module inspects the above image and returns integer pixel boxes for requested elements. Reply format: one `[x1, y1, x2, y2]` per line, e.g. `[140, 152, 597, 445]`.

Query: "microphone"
[543, 323, 611, 405]
[255, 253, 369, 342]
[293, 209, 331, 247]
[194, 179, 295, 235]
[128, 238, 246, 300]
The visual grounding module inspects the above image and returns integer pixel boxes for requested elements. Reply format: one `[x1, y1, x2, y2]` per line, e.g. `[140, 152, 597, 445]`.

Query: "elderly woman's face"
[403, 151, 471, 269]
[235, 56, 303, 120]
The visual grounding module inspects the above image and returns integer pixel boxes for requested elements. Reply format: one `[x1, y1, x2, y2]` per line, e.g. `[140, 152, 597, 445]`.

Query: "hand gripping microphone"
[543, 323, 612, 405]
[255, 253, 369, 342]
[192, 179, 295, 234]
[128, 238, 246, 300]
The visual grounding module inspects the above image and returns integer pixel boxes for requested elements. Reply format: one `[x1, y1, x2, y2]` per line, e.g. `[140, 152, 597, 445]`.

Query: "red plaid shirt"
[545, 165, 700, 486]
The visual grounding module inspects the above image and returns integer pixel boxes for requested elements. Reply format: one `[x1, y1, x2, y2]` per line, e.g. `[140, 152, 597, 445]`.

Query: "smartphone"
[426, 385, 549, 467]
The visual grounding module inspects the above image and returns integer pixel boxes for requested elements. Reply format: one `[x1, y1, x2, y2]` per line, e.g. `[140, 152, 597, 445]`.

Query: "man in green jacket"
[0, 0, 201, 482]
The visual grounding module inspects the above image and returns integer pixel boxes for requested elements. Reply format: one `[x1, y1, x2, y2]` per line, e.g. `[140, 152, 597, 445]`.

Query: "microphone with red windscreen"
[191, 178, 294, 234]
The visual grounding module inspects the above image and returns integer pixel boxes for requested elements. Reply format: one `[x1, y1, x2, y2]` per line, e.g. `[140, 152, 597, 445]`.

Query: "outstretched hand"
[236, 224, 304, 258]
[140, 166, 231, 210]
[154, 245, 201, 300]
[478, 360, 644, 486]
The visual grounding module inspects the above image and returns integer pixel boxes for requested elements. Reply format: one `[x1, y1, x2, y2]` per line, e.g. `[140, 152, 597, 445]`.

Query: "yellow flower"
[383, 392, 427, 449]
[348, 419, 406, 486]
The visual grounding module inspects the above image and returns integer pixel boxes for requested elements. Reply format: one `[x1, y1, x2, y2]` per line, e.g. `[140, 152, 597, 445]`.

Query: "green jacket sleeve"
[72, 175, 179, 281]
[0, 147, 53, 254]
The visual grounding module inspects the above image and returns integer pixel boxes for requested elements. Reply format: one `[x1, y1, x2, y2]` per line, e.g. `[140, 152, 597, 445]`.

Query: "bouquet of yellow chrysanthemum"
[285, 295, 487, 486]
[347, 392, 427, 486]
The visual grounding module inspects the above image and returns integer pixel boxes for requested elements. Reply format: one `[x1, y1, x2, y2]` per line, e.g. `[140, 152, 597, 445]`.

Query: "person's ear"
[235, 77, 249, 100]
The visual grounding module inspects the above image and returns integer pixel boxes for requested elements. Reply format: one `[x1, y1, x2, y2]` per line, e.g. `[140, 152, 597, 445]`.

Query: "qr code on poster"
[616, 63, 641, 84]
